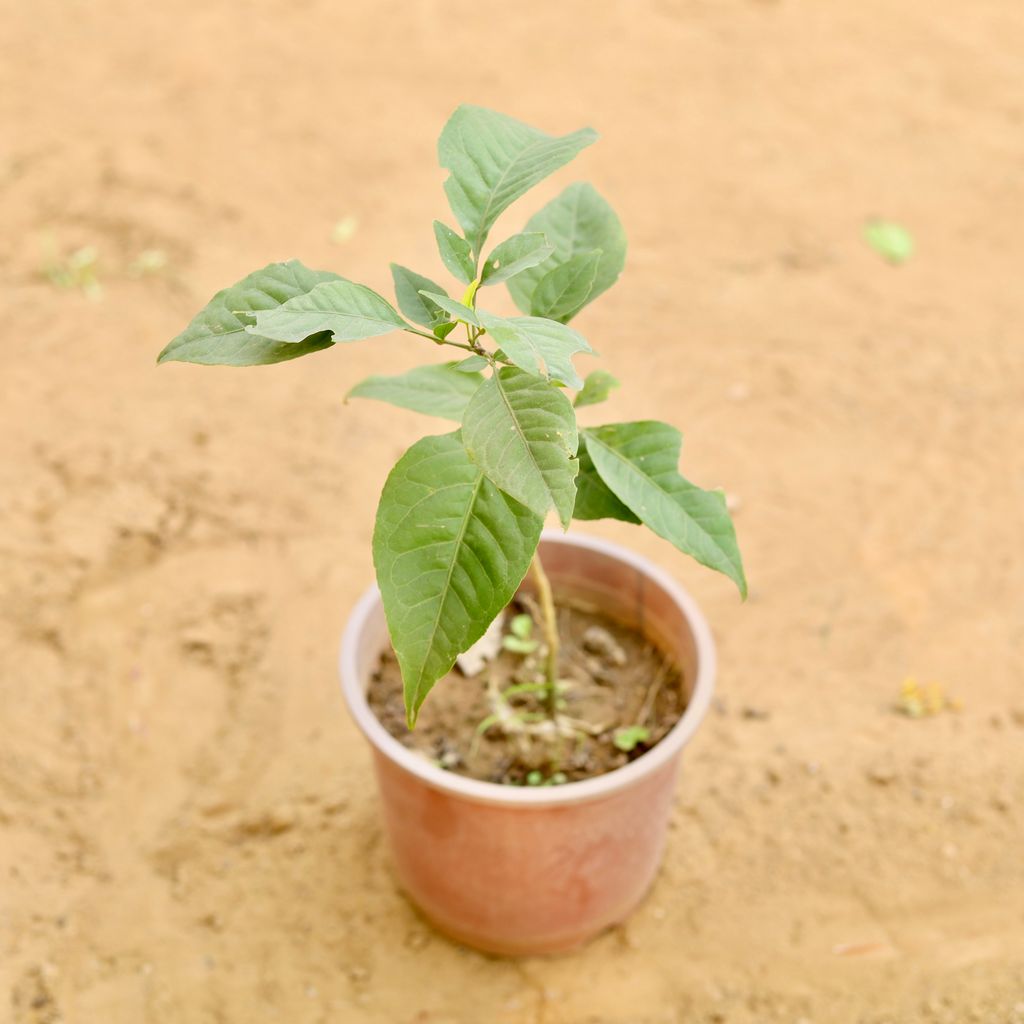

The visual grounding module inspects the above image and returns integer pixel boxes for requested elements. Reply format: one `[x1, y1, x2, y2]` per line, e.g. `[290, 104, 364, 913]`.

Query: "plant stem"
[529, 551, 560, 714]
[401, 326, 480, 354]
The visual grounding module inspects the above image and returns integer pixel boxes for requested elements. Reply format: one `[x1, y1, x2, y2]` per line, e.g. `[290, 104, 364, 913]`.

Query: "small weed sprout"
[502, 614, 538, 655]
[43, 241, 102, 299]
[613, 725, 652, 752]
[128, 249, 169, 278]
[524, 770, 568, 787]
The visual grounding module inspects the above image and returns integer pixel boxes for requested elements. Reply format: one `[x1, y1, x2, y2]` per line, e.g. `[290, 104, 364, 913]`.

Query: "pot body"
[340, 533, 716, 956]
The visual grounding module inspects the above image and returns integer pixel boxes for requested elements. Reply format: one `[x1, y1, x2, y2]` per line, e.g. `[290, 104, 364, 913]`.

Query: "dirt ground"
[2, 1, 1023, 1021]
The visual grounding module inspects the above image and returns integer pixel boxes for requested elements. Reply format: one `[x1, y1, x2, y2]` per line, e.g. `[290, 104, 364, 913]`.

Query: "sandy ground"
[2, 1, 1024, 1021]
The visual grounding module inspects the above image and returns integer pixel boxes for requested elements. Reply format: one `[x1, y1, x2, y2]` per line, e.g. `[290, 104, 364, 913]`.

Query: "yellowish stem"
[530, 551, 560, 712]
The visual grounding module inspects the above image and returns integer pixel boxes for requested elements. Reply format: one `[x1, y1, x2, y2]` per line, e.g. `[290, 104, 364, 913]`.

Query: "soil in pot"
[367, 594, 686, 785]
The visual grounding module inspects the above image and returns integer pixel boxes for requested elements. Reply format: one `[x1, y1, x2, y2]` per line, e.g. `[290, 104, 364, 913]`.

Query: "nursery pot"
[339, 532, 716, 956]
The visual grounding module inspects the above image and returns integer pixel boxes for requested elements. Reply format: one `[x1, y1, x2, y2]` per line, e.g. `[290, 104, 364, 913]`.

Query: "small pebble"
[583, 654, 615, 684]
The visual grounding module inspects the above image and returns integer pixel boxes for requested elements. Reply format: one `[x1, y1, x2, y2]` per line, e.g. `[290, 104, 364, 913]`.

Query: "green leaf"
[157, 260, 341, 366]
[347, 362, 483, 421]
[419, 291, 481, 327]
[510, 613, 533, 639]
[480, 233, 554, 286]
[373, 431, 542, 724]
[390, 264, 450, 327]
[438, 105, 598, 256]
[461, 367, 579, 528]
[433, 221, 476, 283]
[864, 219, 913, 265]
[477, 312, 593, 389]
[574, 369, 620, 408]
[454, 354, 488, 372]
[508, 183, 627, 318]
[249, 279, 407, 343]
[613, 725, 650, 752]
[572, 434, 639, 523]
[529, 250, 601, 322]
[502, 636, 538, 655]
[583, 422, 746, 596]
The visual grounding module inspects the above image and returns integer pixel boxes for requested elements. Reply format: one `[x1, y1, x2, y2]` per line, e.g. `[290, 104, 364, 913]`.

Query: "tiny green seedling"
[128, 249, 169, 278]
[503, 614, 539, 655]
[523, 770, 567, 787]
[158, 105, 746, 729]
[43, 241, 103, 299]
[613, 725, 652, 752]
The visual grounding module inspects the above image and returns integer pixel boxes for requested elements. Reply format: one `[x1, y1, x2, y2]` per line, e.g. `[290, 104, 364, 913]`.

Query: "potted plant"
[158, 105, 745, 955]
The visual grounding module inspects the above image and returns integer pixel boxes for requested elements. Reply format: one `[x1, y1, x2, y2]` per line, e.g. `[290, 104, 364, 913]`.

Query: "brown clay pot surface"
[339, 532, 717, 956]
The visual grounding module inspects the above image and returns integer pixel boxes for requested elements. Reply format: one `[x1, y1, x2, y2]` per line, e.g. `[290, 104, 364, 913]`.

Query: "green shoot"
[613, 725, 651, 752]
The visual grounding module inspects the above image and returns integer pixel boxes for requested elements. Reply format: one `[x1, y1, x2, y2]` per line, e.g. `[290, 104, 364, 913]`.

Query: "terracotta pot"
[339, 532, 716, 956]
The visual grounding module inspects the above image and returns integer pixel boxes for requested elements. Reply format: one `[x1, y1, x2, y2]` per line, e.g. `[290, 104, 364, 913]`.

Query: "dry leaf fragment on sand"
[896, 677, 960, 717]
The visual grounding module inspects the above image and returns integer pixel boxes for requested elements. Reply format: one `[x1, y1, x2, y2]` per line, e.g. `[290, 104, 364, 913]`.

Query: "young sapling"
[158, 104, 746, 746]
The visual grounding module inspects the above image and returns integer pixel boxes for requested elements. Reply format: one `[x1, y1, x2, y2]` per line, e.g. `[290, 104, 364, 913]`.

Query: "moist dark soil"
[367, 595, 686, 785]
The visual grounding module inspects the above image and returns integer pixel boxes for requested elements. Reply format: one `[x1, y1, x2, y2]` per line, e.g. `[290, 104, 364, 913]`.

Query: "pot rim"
[339, 531, 717, 809]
